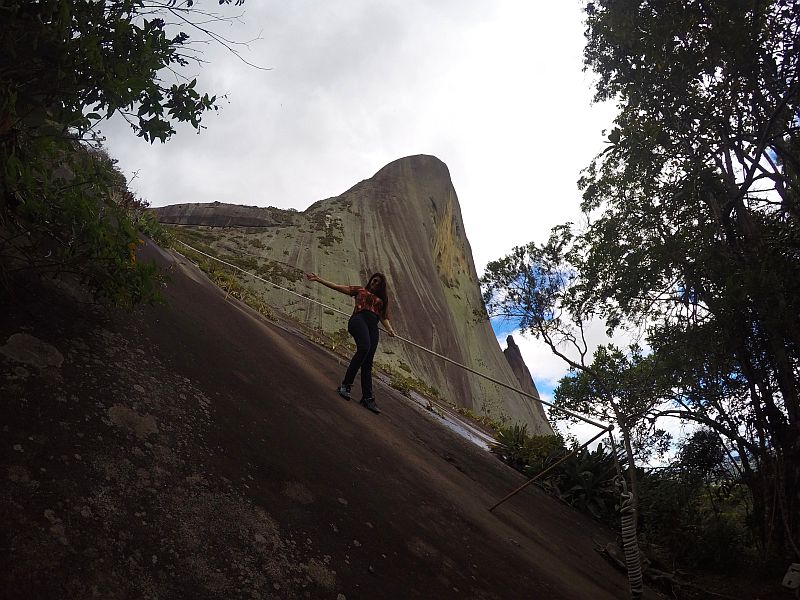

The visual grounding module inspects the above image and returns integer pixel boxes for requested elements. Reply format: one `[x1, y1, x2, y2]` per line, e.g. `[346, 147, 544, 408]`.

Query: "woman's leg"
[360, 318, 380, 398]
[342, 314, 371, 387]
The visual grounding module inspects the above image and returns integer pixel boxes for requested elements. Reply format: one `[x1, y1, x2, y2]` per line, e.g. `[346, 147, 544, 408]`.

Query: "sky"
[103, 1, 623, 441]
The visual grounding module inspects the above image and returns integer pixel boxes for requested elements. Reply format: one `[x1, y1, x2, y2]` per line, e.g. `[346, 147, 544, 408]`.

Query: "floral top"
[347, 286, 384, 318]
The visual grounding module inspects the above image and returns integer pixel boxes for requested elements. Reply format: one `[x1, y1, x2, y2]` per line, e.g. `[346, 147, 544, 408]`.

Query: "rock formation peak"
[154, 157, 551, 433]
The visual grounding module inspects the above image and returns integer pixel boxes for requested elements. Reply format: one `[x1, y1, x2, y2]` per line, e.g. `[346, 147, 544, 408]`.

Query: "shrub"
[1, 143, 165, 306]
[492, 425, 566, 473]
[638, 469, 753, 572]
[553, 445, 619, 522]
[389, 372, 412, 396]
[1, 1, 242, 305]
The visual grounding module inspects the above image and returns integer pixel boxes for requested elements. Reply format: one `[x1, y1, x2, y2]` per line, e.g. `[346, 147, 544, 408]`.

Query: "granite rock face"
[503, 335, 549, 427]
[154, 201, 292, 228]
[154, 155, 551, 433]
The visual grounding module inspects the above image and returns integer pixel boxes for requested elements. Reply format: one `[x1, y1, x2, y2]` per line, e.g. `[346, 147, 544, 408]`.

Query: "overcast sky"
[104, 1, 622, 438]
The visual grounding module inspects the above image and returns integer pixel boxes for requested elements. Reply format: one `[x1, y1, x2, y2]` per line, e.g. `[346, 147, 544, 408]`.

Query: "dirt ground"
[1, 239, 665, 599]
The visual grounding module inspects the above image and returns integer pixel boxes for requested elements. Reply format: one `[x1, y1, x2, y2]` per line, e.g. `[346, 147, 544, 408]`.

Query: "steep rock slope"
[0, 241, 640, 599]
[154, 155, 551, 433]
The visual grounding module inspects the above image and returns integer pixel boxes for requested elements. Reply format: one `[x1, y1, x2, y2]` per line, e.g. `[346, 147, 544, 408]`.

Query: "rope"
[174, 239, 609, 431]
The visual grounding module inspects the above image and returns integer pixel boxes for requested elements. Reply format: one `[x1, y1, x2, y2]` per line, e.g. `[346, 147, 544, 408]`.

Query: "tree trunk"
[612, 403, 639, 526]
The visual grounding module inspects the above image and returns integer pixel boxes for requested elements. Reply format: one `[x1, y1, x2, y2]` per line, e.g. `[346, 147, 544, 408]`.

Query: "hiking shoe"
[337, 384, 351, 400]
[360, 397, 381, 414]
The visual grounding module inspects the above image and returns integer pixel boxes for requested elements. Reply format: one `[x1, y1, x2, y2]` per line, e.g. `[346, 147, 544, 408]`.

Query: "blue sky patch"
[490, 315, 523, 338]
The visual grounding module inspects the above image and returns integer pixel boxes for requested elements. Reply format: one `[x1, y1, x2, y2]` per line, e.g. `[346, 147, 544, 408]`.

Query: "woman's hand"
[306, 272, 320, 282]
[383, 320, 397, 337]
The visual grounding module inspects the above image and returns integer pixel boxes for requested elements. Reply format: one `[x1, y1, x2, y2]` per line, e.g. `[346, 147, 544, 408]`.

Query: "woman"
[305, 271, 397, 414]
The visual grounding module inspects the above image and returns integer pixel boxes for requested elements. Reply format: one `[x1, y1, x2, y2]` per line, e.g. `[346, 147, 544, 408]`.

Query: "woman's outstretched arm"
[305, 272, 352, 295]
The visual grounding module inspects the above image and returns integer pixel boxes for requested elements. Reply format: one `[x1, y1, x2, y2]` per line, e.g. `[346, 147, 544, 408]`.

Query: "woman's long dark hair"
[367, 272, 389, 319]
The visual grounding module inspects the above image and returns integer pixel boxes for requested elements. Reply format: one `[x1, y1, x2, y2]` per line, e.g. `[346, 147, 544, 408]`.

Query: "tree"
[484, 0, 800, 560]
[481, 237, 671, 526]
[1, 0, 248, 303]
[555, 344, 674, 520]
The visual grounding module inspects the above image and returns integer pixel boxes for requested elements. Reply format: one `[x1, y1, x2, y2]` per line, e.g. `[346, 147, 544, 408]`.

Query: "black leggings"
[342, 311, 379, 398]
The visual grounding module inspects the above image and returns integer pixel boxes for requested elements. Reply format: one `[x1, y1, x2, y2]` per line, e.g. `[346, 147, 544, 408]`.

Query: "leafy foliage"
[491, 423, 751, 570]
[491, 425, 622, 524]
[1, 0, 245, 304]
[483, 0, 800, 560]
[556, 445, 620, 521]
[580, 0, 800, 560]
[2, 138, 165, 305]
[638, 430, 753, 572]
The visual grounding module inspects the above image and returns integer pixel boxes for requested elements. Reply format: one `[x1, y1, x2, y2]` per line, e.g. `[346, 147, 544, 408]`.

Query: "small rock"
[107, 404, 159, 439]
[0, 333, 64, 368]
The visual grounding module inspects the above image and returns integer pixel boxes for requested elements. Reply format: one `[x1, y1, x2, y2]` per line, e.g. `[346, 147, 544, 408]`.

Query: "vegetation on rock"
[1, 0, 244, 305]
